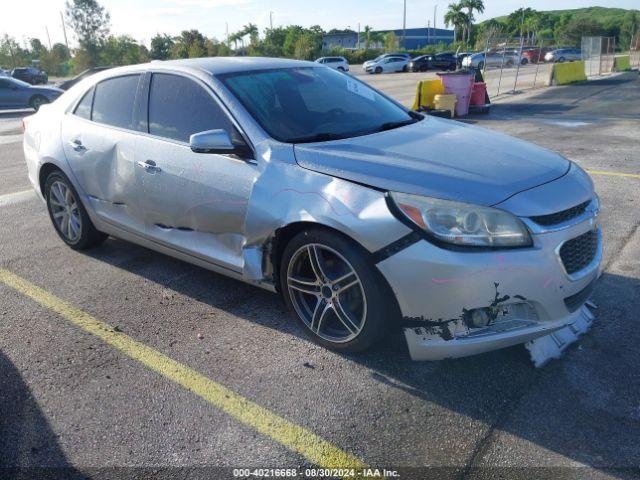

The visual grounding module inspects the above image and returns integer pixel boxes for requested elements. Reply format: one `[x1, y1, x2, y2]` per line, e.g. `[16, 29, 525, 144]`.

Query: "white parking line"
[0, 134, 23, 145]
[0, 189, 36, 207]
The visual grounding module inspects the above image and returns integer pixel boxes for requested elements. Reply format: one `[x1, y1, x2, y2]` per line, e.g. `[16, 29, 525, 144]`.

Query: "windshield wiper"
[285, 132, 347, 144]
[376, 118, 419, 132]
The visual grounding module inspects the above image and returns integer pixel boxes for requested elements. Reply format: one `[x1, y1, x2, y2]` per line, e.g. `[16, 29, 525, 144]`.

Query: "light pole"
[402, 0, 407, 50]
[269, 11, 274, 30]
[60, 11, 69, 51]
[434, 4, 438, 31]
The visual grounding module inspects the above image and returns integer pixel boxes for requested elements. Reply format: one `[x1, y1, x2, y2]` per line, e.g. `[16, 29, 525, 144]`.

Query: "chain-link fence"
[474, 36, 556, 99]
[631, 32, 640, 70]
[581, 36, 616, 76]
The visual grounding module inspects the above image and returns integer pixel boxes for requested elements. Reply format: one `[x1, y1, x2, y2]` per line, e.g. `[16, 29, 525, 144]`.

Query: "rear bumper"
[377, 214, 601, 361]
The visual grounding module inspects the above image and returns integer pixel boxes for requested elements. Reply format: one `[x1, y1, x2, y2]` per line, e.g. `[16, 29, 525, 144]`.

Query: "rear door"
[134, 72, 258, 271]
[60, 74, 147, 233]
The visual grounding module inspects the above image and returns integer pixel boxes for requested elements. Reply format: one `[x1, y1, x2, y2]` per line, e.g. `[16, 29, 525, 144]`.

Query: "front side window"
[219, 67, 417, 143]
[148, 73, 235, 143]
[92, 75, 140, 129]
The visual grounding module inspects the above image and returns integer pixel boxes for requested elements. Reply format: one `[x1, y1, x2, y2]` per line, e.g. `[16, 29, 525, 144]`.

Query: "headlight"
[390, 192, 532, 248]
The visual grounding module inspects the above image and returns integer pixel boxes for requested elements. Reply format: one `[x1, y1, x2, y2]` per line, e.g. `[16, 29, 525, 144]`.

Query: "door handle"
[68, 139, 86, 152]
[137, 159, 161, 173]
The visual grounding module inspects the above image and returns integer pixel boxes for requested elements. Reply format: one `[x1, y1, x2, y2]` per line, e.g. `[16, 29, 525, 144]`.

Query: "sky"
[1, 0, 638, 48]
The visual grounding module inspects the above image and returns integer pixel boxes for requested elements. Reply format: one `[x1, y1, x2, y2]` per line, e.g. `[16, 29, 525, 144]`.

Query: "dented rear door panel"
[60, 115, 146, 233]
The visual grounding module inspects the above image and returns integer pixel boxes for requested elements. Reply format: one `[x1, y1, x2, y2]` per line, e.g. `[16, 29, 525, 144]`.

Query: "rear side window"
[74, 87, 94, 120]
[148, 73, 235, 143]
[92, 75, 140, 129]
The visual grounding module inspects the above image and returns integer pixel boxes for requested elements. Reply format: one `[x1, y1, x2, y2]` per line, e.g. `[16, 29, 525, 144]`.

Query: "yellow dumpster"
[411, 79, 445, 110]
[433, 94, 457, 118]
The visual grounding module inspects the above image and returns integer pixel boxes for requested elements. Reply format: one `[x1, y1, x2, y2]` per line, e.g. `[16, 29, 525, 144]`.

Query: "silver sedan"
[23, 58, 601, 361]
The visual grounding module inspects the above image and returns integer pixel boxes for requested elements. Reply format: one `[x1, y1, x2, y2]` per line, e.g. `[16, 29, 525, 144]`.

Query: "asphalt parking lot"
[1, 72, 639, 479]
[352, 62, 555, 106]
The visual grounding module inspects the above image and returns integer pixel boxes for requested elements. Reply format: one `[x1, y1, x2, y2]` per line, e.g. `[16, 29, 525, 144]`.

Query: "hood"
[293, 117, 570, 207]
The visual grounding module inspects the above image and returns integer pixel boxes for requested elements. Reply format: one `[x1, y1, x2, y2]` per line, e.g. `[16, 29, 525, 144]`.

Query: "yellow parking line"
[0, 268, 365, 470]
[586, 169, 640, 179]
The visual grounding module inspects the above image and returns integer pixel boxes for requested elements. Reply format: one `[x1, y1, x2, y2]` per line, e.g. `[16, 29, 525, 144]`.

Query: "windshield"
[219, 67, 417, 143]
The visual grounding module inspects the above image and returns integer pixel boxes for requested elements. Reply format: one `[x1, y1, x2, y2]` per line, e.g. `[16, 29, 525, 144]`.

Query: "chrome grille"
[559, 230, 599, 275]
[531, 200, 590, 226]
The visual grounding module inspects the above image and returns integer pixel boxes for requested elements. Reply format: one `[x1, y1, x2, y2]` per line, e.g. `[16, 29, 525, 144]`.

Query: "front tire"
[375, 66, 383, 74]
[478, 61, 485, 70]
[280, 229, 395, 353]
[45, 171, 107, 250]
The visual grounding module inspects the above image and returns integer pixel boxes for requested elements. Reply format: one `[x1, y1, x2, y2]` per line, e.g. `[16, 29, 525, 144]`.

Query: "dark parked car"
[0, 77, 63, 110]
[57, 66, 114, 91]
[11, 67, 48, 85]
[408, 53, 456, 72]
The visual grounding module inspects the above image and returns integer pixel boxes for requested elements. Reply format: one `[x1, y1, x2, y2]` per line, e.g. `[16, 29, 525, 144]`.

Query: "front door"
[60, 75, 146, 234]
[135, 72, 257, 272]
[0, 79, 26, 107]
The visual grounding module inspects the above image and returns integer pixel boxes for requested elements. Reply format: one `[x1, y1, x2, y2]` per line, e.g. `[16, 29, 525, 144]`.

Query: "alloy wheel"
[286, 243, 367, 343]
[49, 180, 82, 243]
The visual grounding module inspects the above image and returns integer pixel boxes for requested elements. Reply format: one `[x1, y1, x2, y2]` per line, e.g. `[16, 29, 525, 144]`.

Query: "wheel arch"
[38, 162, 62, 196]
[269, 221, 367, 293]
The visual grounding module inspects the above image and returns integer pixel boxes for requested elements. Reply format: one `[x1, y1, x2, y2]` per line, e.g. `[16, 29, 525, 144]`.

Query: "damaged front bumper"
[376, 215, 601, 362]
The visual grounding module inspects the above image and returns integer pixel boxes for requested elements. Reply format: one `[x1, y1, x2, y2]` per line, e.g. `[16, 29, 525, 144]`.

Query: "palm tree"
[244, 23, 258, 45]
[460, 0, 484, 44]
[369, 31, 384, 49]
[444, 3, 467, 44]
[363, 25, 372, 50]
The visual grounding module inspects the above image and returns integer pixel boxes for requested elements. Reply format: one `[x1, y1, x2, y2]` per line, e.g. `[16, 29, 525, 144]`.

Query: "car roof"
[157, 57, 317, 75]
[91, 57, 318, 82]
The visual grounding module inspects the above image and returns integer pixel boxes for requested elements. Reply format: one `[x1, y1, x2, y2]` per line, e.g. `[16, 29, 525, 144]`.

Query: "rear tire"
[280, 228, 395, 353]
[478, 61, 485, 70]
[44, 170, 107, 250]
[29, 95, 48, 111]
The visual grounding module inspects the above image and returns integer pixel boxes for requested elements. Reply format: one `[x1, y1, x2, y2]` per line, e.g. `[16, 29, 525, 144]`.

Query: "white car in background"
[365, 55, 409, 74]
[545, 48, 582, 63]
[462, 50, 518, 69]
[315, 56, 350, 72]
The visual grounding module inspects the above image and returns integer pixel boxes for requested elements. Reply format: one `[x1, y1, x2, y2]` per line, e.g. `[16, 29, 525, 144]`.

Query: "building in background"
[322, 32, 359, 50]
[322, 27, 454, 51]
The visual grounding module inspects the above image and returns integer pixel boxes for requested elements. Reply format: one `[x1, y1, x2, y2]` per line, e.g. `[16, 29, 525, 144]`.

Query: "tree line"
[1, 0, 638, 77]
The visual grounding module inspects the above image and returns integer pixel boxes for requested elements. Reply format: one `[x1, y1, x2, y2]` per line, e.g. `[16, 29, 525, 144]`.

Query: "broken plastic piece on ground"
[197, 333, 204, 340]
[525, 304, 595, 368]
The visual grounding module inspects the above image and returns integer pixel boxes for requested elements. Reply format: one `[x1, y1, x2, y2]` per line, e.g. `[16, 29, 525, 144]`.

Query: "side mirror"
[189, 129, 236, 154]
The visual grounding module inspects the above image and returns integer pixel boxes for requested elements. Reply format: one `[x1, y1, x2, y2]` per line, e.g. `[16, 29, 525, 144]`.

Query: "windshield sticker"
[346, 78, 376, 101]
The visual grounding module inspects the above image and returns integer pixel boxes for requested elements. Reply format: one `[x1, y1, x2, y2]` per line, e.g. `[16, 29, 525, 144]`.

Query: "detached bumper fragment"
[525, 304, 595, 368]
